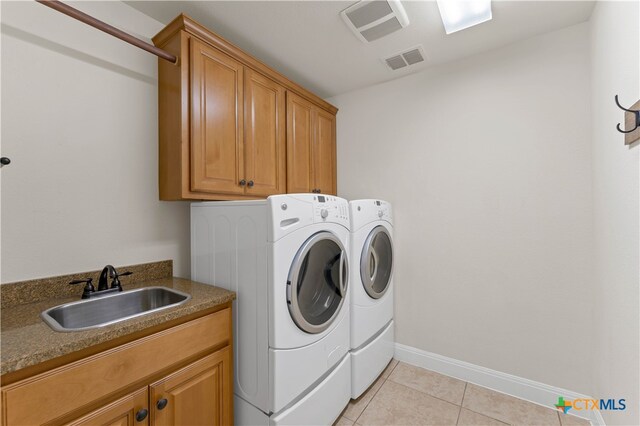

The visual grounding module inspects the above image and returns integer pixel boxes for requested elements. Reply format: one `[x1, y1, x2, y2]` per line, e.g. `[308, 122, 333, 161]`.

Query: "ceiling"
[127, 1, 595, 98]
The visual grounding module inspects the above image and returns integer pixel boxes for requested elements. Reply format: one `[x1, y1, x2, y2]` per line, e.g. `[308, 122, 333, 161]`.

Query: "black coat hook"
[615, 95, 640, 134]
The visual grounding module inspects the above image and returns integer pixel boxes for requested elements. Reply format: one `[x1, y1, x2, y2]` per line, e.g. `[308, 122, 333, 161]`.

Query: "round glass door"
[361, 226, 393, 299]
[287, 232, 348, 334]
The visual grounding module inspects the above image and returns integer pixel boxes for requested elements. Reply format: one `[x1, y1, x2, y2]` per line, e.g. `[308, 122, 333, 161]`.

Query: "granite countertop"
[1, 277, 235, 376]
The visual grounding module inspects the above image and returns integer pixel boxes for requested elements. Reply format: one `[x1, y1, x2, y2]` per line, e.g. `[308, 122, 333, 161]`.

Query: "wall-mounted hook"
[615, 95, 640, 134]
[0, 157, 10, 168]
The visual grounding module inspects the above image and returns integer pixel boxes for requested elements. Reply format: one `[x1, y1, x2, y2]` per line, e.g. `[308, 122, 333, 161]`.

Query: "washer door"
[287, 232, 348, 334]
[361, 225, 393, 299]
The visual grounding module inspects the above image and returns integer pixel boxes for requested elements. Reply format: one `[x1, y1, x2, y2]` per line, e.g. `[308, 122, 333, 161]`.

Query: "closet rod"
[36, 0, 177, 64]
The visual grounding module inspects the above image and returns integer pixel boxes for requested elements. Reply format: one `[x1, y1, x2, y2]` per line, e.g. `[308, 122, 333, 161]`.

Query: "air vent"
[341, 0, 410, 43]
[385, 55, 407, 70]
[383, 46, 426, 71]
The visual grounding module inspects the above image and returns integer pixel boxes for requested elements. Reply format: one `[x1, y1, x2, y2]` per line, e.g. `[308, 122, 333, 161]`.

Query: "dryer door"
[287, 231, 348, 334]
[361, 225, 393, 299]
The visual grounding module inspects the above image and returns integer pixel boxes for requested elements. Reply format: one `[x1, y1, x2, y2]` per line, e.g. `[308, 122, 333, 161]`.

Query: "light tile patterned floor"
[335, 360, 591, 426]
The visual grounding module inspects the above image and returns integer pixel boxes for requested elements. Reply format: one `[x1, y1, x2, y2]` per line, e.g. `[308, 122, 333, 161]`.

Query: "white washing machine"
[349, 199, 395, 399]
[191, 194, 352, 425]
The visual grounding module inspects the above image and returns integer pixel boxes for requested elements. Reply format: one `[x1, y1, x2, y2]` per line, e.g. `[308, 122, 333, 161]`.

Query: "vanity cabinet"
[66, 388, 150, 426]
[150, 348, 232, 426]
[154, 14, 336, 200]
[1, 306, 233, 426]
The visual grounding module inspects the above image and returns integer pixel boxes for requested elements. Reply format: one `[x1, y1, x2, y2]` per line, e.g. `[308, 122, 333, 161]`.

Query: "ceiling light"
[436, 0, 492, 34]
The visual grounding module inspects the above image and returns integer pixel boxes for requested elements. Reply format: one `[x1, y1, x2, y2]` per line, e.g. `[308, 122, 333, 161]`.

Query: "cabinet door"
[312, 109, 337, 195]
[286, 92, 314, 193]
[65, 388, 149, 426]
[150, 347, 232, 426]
[190, 38, 244, 194]
[244, 69, 286, 197]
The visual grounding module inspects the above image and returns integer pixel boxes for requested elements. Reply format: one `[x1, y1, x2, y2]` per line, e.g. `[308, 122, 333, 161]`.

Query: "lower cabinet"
[66, 388, 149, 426]
[1, 307, 233, 426]
[150, 348, 232, 426]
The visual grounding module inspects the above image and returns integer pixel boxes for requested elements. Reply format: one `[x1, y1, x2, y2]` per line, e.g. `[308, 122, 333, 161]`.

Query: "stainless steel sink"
[41, 287, 191, 332]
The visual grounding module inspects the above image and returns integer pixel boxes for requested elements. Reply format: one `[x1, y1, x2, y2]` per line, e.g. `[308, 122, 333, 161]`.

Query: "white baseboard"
[394, 343, 605, 426]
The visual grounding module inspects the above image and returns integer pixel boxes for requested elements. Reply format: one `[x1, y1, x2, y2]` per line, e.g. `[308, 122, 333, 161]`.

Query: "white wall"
[590, 2, 640, 425]
[1, 1, 190, 282]
[329, 23, 595, 394]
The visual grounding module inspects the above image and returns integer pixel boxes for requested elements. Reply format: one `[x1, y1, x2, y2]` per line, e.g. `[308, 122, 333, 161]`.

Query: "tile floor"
[335, 360, 592, 426]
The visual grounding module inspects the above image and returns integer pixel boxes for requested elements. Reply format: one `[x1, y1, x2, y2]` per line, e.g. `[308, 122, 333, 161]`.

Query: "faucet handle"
[69, 278, 95, 299]
[110, 271, 133, 290]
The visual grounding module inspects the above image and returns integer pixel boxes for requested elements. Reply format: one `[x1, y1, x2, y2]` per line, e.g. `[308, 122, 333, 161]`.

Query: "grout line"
[455, 403, 463, 425]
[386, 359, 399, 377]
[354, 376, 387, 424]
[384, 368, 468, 409]
[385, 380, 462, 408]
[460, 382, 468, 407]
[464, 408, 511, 425]
[339, 407, 355, 423]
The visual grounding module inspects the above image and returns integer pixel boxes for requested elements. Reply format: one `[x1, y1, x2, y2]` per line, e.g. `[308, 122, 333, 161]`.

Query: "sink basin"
[41, 287, 191, 332]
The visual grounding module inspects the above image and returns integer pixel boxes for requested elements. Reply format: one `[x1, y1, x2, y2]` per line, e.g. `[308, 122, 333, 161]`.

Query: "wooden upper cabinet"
[287, 92, 337, 195]
[150, 347, 232, 426]
[313, 109, 337, 195]
[153, 15, 338, 200]
[286, 92, 314, 193]
[244, 69, 286, 197]
[190, 38, 244, 195]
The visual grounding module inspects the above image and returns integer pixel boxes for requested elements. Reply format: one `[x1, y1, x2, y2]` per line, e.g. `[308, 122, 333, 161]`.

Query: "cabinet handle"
[239, 179, 246, 186]
[317, 188, 321, 194]
[247, 180, 254, 187]
[135, 408, 148, 422]
[157, 398, 168, 410]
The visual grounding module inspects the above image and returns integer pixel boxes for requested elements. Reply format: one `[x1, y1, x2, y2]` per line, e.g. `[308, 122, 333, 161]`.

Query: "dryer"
[349, 199, 395, 398]
[191, 194, 351, 425]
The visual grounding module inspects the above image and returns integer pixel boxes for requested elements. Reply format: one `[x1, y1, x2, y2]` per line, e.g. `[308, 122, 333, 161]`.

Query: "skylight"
[436, 0, 492, 34]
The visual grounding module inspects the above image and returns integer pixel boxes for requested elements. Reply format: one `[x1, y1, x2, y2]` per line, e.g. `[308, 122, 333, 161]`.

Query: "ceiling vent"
[341, 0, 410, 43]
[383, 46, 426, 71]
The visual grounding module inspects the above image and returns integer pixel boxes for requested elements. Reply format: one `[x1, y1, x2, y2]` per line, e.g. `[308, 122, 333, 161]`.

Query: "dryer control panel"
[314, 195, 349, 224]
[349, 199, 393, 231]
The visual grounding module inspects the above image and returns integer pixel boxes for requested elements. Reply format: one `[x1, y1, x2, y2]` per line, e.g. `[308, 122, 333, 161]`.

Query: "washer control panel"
[313, 194, 349, 224]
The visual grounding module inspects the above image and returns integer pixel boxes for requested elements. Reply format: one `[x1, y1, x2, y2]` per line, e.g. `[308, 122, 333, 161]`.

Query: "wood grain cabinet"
[286, 92, 337, 194]
[153, 14, 337, 200]
[150, 348, 232, 426]
[66, 388, 150, 426]
[189, 37, 246, 196]
[1, 307, 233, 426]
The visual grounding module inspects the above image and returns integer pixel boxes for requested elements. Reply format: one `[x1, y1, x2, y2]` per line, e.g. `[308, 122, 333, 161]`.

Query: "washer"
[349, 199, 395, 398]
[191, 194, 351, 425]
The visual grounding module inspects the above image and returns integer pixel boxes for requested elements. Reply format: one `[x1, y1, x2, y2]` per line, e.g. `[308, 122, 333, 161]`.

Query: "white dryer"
[191, 194, 352, 425]
[349, 199, 395, 398]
